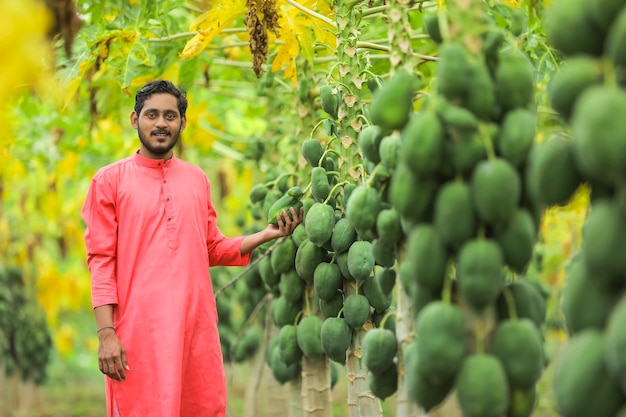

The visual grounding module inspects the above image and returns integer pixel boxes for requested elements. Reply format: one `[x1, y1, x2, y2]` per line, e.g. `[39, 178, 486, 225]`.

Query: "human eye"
[166, 113, 177, 120]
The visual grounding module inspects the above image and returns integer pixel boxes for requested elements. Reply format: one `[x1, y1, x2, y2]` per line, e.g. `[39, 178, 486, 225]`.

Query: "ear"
[180, 116, 187, 132]
[130, 111, 139, 129]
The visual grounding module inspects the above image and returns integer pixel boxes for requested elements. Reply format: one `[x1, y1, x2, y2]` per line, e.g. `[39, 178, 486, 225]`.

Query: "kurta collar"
[133, 150, 177, 168]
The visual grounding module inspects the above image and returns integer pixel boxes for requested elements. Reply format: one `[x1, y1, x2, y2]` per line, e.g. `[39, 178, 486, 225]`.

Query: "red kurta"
[82, 152, 251, 417]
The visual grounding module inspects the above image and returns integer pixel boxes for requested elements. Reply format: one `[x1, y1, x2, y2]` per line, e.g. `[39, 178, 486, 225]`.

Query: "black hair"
[134, 80, 188, 118]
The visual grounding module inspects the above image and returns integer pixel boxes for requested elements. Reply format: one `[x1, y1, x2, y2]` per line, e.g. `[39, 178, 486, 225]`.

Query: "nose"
[155, 115, 168, 128]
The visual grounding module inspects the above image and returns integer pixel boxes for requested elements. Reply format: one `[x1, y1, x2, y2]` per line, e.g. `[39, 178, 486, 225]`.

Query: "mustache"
[151, 129, 171, 136]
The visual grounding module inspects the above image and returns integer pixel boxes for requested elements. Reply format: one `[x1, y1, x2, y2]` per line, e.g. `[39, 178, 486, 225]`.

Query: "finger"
[106, 361, 121, 381]
[121, 350, 130, 371]
[115, 361, 127, 381]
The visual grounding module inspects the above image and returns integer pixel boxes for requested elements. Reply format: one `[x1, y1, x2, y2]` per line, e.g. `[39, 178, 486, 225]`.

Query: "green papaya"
[497, 108, 536, 168]
[494, 50, 535, 113]
[496, 279, 546, 328]
[437, 42, 470, 102]
[376, 208, 403, 244]
[277, 324, 303, 366]
[493, 209, 537, 273]
[389, 164, 438, 222]
[401, 111, 445, 177]
[363, 274, 392, 313]
[363, 328, 397, 374]
[267, 186, 304, 225]
[423, 11, 442, 43]
[330, 217, 357, 253]
[295, 239, 327, 283]
[358, 125, 384, 164]
[311, 166, 332, 202]
[436, 100, 479, 132]
[548, 57, 603, 121]
[368, 365, 398, 400]
[313, 262, 342, 301]
[581, 200, 626, 280]
[378, 132, 403, 171]
[447, 132, 487, 177]
[589, 0, 626, 32]
[456, 355, 510, 417]
[347, 240, 375, 283]
[271, 238, 297, 274]
[267, 338, 300, 384]
[259, 255, 280, 288]
[458, 239, 504, 311]
[465, 60, 499, 121]
[405, 342, 454, 412]
[319, 291, 344, 319]
[271, 295, 301, 327]
[415, 301, 466, 383]
[345, 185, 382, 235]
[471, 158, 521, 227]
[405, 225, 448, 292]
[301, 138, 324, 167]
[553, 331, 623, 417]
[507, 386, 537, 417]
[545, 0, 604, 56]
[371, 239, 396, 268]
[343, 294, 371, 329]
[605, 295, 626, 394]
[369, 70, 416, 131]
[492, 318, 543, 389]
[571, 85, 626, 185]
[433, 180, 476, 251]
[249, 183, 269, 203]
[279, 268, 305, 305]
[305, 202, 336, 247]
[296, 315, 324, 361]
[320, 317, 352, 363]
[525, 136, 582, 207]
[320, 84, 339, 119]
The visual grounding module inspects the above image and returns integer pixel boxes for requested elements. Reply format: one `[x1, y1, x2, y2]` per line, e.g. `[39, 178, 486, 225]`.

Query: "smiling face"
[131, 93, 187, 160]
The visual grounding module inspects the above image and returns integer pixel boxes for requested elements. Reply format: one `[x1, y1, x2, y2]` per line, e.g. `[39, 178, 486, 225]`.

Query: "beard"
[138, 126, 181, 157]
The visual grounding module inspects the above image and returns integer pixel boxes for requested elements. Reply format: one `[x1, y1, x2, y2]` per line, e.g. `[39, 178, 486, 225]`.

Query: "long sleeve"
[205, 179, 251, 267]
[82, 174, 119, 308]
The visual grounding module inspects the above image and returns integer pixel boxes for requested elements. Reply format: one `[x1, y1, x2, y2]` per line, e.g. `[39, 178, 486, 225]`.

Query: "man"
[82, 80, 302, 417]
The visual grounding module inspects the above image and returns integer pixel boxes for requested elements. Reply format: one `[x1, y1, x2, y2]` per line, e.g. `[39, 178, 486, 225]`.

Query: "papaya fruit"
[368, 365, 398, 400]
[545, 0, 604, 56]
[496, 279, 546, 329]
[375, 267, 396, 296]
[405, 342, 454, 412]
[263, 188, 283, 220]
[372, 306, 396, 332]
[447, 132, 487, 177]
[267, 338, 300, 384]
[311, 166, 332, 202]
[525, 136, 582, 207]
[497, 108, 536, 168]
[291, 223, 307, 247]
[376, 208, 403, 244]
[267, 186, 304, 225]
[371, 239, 396, 268]
[369, 70, 416, 131]
[589, 0, 626, 32]
[437, 42, 471, 102]
[378, 132, 402, 171]
[423, 11, 442, 43]
[363, 274, 392, 313]
[358, 125, 384, 164]
[415, 301, 466, 383]
[277, 324, 303, 366]
[553, 330, 623, 417]
[301, 138, 324, 167]
[572, 86, 626, 186]
[296, 315, 324, 361]
[493, 208, 536, 273]
[494, 50, 535, 113]
[471, 158, 521, 227]
[458, 239, 504, 311]
[456, 354, 510, 417]
[233, 325, 262, 362]
[561, 256, 620, 334]
[295, 239, 327, 284]
[319, 291, 344, 319]
[313, 262, 342, 301]
[389, 164, 438, 222]
[320, 84, 339, 119]
[465, 60, 499, 121]
[343, 294, 371, 329]
[271, 295, 301, 327]
[434, 180, 476, 251]
[548, 57, 603, 121]
[347, 240, 375, 283]
[305, 202, 336, 247]
[401, 111, 445, 177]
[405, 225, 448, 292]
[335, 251, 354, 281]
[492, 318, 543, 389]
[330, 217, 357, 254]
[605, 295, 626, 394]
[320, 317, 352, 364]
[362, 328, 397, 375]
[271, 238, 297, 274]
[345, 185, 381, 235]
[249, 183, 268, 203]
[436, 100, 479, 132]
[581, 200, 626, 280]
[279, 268, 305, 305]
[259, 255, 280, 288]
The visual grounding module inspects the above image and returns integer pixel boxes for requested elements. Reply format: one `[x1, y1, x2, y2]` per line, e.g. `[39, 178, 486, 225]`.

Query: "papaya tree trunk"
[289, 376, 305, 417]
[301, 356, 333, 416]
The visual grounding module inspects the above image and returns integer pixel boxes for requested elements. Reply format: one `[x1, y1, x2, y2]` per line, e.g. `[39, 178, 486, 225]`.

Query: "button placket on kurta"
[159, 161, 177, 250]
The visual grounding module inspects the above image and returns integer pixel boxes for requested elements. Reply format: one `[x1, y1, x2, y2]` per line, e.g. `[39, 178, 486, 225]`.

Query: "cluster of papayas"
[544, 2, 626, 416]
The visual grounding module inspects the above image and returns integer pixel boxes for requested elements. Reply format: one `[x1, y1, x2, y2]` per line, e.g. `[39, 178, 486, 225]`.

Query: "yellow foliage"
[180, 0, 248, 60]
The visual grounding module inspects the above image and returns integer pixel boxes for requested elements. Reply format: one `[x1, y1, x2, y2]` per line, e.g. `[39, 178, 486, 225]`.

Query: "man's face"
[131, 93, 186, 159]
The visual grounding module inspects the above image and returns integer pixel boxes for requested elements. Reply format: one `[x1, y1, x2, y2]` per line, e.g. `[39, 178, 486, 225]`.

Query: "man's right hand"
[98, 328, 130, 381]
